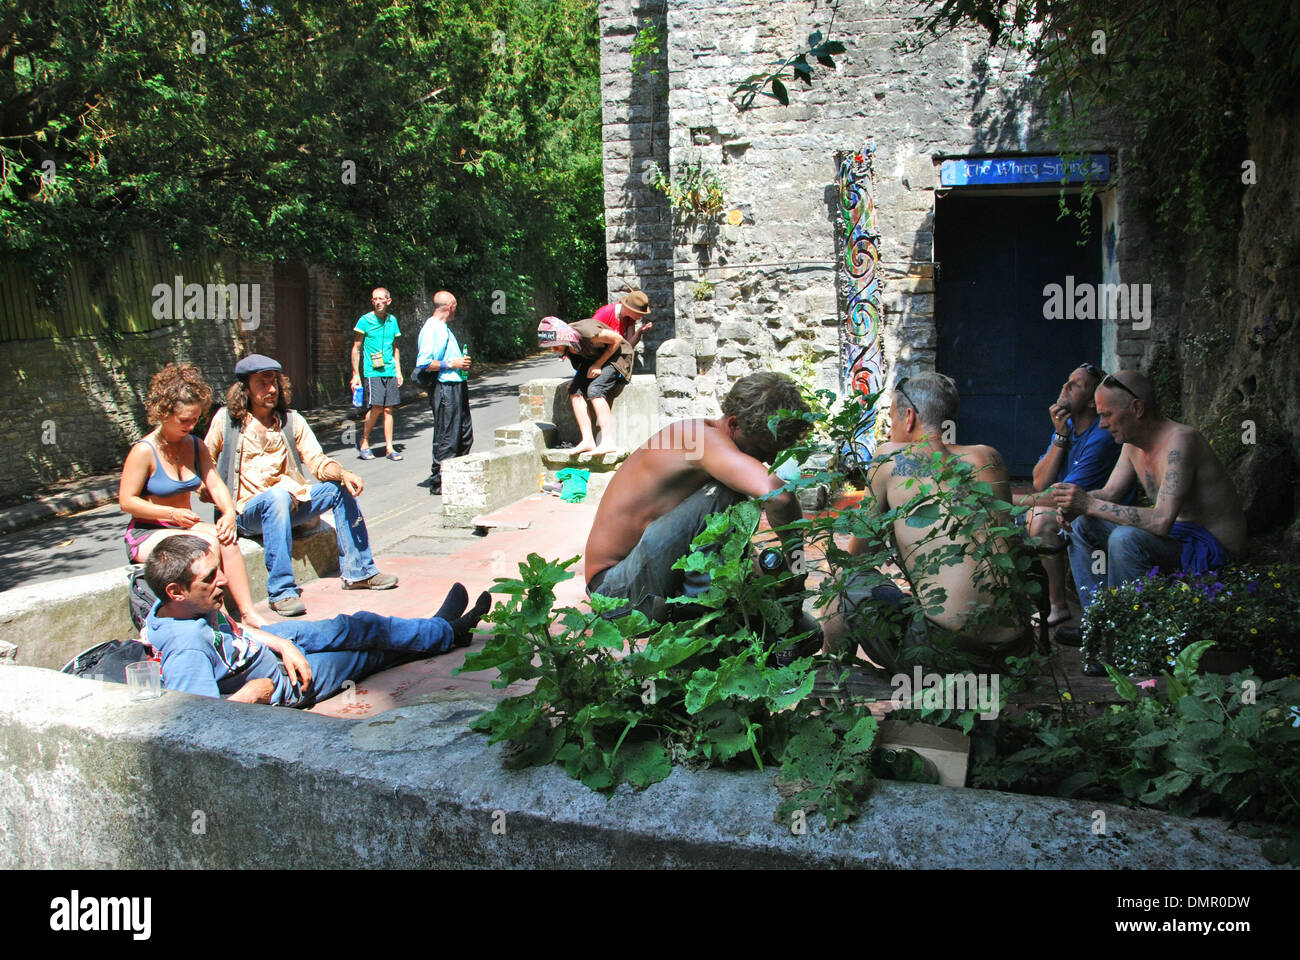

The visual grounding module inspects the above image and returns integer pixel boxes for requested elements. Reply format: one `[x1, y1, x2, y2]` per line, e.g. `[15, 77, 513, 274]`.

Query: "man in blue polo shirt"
[415, 290, 473, 496]
[143, 535, 490, 707]
[1014, 363, 1131, 631]
[351, 287, 404, 461]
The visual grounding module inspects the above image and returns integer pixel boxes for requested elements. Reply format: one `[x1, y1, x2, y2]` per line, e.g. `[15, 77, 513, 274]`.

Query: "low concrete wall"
[0, 529, 340, 670]
[0, 665, 1276, 869]
[519, 375, 662, 448]
[442, 447, 544, 527]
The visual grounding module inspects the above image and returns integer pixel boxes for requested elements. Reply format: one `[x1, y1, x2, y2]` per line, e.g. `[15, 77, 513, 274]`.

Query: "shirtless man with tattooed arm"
[1051, 369, 1247, 644]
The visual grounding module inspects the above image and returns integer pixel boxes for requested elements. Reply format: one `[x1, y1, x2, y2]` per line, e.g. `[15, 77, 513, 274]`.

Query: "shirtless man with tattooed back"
[823, 372, 1033, 672]
[1051, 369, 1247, 644]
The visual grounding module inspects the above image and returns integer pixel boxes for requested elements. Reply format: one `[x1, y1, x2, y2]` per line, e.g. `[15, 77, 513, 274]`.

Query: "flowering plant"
[1080, 564, 1299, 678]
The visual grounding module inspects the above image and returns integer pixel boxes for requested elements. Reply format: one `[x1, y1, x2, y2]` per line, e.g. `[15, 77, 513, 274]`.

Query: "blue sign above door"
[940, 155, 1110, 187]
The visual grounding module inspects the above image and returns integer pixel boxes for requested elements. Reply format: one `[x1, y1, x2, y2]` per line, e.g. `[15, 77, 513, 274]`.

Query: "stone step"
[540, 448, 628, 471]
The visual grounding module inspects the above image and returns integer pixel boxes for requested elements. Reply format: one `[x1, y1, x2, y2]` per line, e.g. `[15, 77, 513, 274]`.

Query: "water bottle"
[352, 384, 364, 408]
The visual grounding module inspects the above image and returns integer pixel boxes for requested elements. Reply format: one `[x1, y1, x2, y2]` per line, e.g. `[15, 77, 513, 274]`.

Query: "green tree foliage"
[921, 0, 1300, 260]
[0, 0, 605, 356]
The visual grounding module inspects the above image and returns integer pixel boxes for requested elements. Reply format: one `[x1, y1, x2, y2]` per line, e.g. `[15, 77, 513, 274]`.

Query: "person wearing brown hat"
[591, 290, 652, 348]
[538, 315, 633, 455]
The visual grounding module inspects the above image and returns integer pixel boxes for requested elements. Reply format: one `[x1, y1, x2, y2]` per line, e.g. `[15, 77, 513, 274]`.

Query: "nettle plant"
[975, 640, 1300, 865]
[1080, 564, 1300, 679]
[461, 393, 1043, 826]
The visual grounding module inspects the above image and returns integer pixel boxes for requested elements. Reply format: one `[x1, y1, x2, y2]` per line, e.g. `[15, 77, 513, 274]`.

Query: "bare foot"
[569, 440, 596, 454]
[589, 444, 617, 456]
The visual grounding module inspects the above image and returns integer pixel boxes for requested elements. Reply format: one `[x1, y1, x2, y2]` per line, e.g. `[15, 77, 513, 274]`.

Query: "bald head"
[1098, 369, 1159, 415]
[433, 290, 457, 316]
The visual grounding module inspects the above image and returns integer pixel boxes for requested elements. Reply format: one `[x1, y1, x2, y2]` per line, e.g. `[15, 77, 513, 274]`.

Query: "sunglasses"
[1078, 362, 1102, 379]
[1101, 372, 1141, 402]
[895, 377, 919, 415]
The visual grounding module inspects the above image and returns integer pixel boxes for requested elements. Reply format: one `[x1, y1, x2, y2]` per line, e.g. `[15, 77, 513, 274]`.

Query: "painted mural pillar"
[835, 144, 886, 472]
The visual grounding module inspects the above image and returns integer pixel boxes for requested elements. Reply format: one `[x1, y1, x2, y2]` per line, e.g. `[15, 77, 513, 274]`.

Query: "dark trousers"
[429, 379, 473, 485]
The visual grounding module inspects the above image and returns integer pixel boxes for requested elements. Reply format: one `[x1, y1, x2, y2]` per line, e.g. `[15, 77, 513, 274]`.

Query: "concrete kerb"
[0, 666, 1277, 870]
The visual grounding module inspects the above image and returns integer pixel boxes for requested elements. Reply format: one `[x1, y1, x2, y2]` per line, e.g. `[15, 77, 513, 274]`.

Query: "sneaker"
[344, 572, 399, 590]
[269, 596, 307, 617]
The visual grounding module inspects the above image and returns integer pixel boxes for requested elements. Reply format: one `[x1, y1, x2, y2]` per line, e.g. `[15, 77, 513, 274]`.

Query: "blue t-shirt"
[1038, 417, 1134, 502]
[146, 602, 292, 704]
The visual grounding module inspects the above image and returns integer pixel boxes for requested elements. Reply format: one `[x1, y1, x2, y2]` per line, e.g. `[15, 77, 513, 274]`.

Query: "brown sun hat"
[621, 290, 650, 315]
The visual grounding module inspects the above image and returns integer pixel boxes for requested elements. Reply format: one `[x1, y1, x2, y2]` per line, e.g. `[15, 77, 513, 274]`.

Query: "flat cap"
[234, 354, 282, 376]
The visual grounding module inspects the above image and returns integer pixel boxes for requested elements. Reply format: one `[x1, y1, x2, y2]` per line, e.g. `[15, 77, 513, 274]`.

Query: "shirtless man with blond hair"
[1052, 369, 1247, 645]
[584, 372, 811, 618]
[823, 372, 1032, 672]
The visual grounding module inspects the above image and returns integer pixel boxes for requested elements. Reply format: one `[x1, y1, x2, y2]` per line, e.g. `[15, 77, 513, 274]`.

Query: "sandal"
[358, 448, 376, 460]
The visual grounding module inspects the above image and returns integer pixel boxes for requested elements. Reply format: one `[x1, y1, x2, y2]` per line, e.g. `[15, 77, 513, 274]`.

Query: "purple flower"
[1247, 581, 1259, 595]
[1147, 566, 1160, 579]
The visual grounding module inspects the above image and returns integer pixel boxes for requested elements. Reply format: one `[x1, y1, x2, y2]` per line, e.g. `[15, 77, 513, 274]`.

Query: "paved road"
[0, 354, 564, 591]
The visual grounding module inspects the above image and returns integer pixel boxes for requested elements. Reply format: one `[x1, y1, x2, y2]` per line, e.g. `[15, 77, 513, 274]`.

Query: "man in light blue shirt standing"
[415, 290, 473, 495]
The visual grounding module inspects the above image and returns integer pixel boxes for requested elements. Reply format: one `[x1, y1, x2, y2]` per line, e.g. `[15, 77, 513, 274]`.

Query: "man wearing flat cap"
[204, 354, 397, 618]
[591, 289, 652, 349]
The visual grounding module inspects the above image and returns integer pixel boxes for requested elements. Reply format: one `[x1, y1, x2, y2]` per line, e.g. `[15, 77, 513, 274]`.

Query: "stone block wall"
[600, 0, 674, 367]
[602, 0, 1157, 418]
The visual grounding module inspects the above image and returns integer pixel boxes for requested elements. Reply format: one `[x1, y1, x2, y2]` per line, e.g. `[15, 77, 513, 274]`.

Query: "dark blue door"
[935, 194, 1102, 476]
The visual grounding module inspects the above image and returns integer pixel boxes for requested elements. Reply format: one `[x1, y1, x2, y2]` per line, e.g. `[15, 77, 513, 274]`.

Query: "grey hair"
[895, 372, 959, 429]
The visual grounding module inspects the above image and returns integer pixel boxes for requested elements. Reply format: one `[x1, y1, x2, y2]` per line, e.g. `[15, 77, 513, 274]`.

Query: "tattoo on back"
[893, 455, 931, 478]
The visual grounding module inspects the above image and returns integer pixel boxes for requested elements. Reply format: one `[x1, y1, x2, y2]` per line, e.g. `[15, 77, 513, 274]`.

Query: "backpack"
[216, 406, 306, 501]
[61, 639, 156, 683]
[127, 564, 158, 632]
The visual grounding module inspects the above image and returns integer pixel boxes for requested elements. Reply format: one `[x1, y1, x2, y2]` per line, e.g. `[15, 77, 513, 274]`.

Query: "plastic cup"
[126, 660, 162, 702]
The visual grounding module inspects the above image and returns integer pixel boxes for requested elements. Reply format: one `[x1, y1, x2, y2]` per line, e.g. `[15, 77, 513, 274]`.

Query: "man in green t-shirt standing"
[351, 287, 404, 461]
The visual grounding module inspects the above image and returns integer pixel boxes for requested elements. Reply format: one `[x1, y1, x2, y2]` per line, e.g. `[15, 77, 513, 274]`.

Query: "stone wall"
[600, 0, 674, 366]
[0, 317, 245, 503]
[602, 0, 1154, 419]
[0, 260, 359, 503]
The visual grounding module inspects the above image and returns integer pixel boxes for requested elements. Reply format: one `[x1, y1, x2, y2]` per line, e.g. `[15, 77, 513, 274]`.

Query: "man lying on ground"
[583, 372, 811, 620]
[144, 535, 490, 707]
[822, 372, 1034, 673]
[1013, 362, 1131, 628]
[1052, 369, 1248, 645]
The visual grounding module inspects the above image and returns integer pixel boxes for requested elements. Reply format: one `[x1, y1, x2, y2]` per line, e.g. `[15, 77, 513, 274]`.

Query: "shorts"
[568, 363, 626, 402]
[123, 517, 183, 563]
[364, 376, 400, 408]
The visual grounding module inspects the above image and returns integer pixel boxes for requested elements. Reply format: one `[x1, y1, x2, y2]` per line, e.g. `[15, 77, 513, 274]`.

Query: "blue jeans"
[237, 482, 378, 601]
[1067, 514, 1183, 612]
[264, 611, 453, 706]
[586, 482, 745, 618]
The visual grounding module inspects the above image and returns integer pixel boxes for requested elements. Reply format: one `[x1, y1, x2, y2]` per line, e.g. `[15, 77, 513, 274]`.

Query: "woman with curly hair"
[118, 362, 266, 627]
